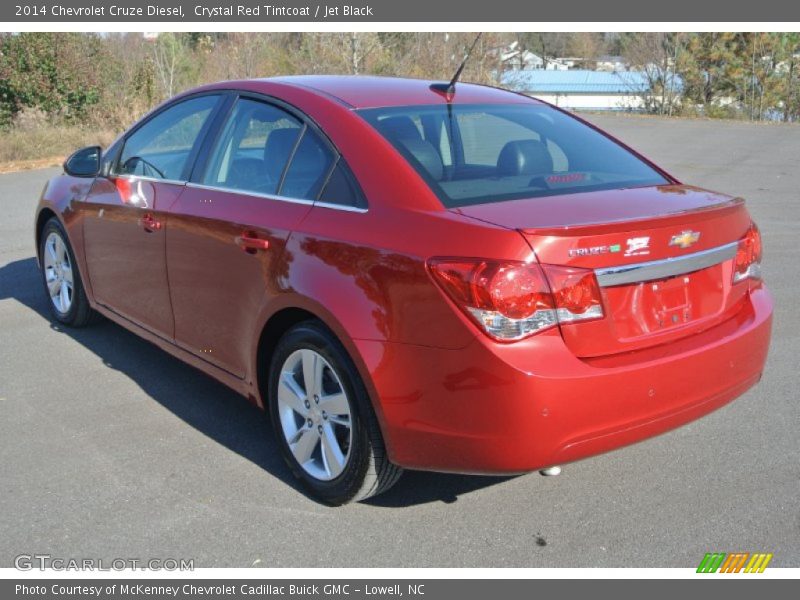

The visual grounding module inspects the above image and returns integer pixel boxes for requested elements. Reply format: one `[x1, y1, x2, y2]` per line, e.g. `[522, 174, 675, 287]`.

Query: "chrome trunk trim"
[595, 242, 738, 287]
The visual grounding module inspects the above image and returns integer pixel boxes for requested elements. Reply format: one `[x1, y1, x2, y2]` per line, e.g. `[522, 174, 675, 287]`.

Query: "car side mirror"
[63, 146, 102, 178]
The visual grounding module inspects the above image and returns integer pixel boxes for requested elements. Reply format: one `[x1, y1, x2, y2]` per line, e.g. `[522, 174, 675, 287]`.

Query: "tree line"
[0, 32, 798, 132]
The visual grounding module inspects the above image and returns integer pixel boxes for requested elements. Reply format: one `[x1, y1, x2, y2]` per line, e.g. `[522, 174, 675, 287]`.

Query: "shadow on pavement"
[0, 256, 510, 507]
[364, 471, 518, 507]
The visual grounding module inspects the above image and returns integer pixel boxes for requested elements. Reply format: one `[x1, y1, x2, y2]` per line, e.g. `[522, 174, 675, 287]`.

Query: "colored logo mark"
[624, 236, 650, 257]
[696, 552, 773, 573]
[669, 230, 701, 249]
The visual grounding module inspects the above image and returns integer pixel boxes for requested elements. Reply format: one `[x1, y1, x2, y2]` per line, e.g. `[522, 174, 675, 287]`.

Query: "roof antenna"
[431, 32, 483, 101]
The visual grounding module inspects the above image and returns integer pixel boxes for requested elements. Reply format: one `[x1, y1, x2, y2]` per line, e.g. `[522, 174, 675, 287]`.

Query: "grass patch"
[0, 124, 118, 166]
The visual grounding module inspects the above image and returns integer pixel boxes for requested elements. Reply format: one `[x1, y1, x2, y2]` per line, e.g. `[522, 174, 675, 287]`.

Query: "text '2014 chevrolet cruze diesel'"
[35, 76, 772, 504]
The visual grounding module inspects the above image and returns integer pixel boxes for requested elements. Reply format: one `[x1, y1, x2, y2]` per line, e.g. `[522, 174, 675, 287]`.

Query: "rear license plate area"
[647, 275, 693, 329]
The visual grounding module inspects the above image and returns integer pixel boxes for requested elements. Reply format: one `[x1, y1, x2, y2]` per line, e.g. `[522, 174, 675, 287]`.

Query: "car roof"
[255, 75, 542, 109]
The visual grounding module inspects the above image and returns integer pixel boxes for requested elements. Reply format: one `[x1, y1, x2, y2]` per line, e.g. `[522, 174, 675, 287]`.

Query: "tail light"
[732, 222, 763, 284]
[428, 259, 604, 341]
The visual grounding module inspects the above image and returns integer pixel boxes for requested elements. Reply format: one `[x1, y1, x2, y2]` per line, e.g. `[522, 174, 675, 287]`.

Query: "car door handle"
[236, 233, 270, 253]
[141, 213, 162, 232]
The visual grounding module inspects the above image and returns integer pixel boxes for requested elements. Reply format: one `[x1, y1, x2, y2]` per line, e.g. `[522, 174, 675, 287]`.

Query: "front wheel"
[268, 321, 402, 505]
[39, 218, 99, 327]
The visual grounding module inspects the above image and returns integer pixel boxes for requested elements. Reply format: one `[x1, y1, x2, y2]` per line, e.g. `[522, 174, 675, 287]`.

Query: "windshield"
[358, 103, 670, 208]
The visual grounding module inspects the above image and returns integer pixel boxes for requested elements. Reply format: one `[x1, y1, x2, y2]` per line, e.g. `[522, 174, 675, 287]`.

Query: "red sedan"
[35, 76, 773, 504]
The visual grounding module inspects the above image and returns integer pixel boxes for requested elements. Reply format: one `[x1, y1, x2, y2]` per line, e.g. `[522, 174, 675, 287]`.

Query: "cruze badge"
[669, 230, 701, 249]
[568, 243, 622, 258]
[569, 237, 652, 259]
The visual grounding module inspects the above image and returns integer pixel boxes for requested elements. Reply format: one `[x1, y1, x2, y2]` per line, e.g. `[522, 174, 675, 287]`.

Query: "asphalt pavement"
[0, 114, 798, 567]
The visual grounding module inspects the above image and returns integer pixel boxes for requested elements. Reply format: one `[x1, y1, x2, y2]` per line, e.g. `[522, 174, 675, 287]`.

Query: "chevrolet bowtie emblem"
[669, 230, 701, 249]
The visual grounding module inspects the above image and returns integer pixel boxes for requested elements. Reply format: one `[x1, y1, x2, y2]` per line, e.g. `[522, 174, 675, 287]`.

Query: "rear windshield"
[358, 103, 670, 208]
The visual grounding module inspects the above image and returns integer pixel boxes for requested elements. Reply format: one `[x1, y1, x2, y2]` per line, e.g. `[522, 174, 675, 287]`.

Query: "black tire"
[39, 217, 99, 327]
[268, 321, 402, 505]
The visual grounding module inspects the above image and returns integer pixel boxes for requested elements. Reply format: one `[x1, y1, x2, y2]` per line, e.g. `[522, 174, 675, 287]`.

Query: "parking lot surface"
[0, 114, 798, 567]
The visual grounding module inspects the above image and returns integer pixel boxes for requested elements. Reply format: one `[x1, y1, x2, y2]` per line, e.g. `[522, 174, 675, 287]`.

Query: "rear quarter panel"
[247, 203, 533, 455]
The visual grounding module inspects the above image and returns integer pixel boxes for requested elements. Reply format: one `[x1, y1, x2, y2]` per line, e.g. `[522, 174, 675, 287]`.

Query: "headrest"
[401, 138, 444, 181]
[497, 139, 553, 176]
[380, 116, 423, 141]
[265, 128, 302, 180]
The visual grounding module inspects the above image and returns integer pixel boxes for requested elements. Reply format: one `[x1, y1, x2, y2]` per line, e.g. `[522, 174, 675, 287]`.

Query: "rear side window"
[318, 161, 365, 208]
[116, 95, 219, 181]
[280, 128, 335, 200]
[202, 98, 302, 196]
[359, 103, 669, 208]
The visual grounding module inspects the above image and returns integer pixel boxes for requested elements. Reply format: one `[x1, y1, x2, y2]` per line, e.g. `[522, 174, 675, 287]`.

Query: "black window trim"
[315, 157, 368, 211]
[275, 123, 309, 196]
[109, 90, 230, 185]
[189, 90, 368, 211]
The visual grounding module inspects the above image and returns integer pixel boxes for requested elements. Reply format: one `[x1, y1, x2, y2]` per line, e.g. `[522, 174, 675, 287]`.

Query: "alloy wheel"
[276, 349, 353, 481]
[42, 231, 74, 315]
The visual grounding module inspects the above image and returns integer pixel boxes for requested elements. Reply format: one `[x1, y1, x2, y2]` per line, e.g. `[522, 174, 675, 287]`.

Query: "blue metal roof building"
[500, 69, 682, 111]
[501, 70, 652, 93]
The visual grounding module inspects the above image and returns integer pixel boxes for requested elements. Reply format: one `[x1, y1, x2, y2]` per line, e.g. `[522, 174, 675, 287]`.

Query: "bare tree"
[225, 33, 267, 79]
[343, 33, 383, 74]
[151, 33, 186, 99]
[622, 32, 680, 115]
[566, 33, 605, 68]
[780, 34, 799, 122]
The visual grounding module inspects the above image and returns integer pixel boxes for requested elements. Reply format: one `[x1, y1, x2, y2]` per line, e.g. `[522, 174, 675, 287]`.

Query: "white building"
[501, 42, 569, 71]
[501, 69, 682, 112]
[595, 55, 630, 72]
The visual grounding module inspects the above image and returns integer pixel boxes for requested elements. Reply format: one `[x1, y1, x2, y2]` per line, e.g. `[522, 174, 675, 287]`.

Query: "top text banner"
[3, 0, 800, 23]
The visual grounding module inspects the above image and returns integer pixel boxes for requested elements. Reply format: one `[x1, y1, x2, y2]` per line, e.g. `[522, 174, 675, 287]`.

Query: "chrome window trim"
[314, 201, 368, 213]
[184, 182, 368, 213]
[595, 242, 738, 287]
[113, 174, 187, 187]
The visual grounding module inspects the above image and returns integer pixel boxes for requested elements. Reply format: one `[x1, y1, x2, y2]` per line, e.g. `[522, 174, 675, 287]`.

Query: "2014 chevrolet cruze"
[35, 76, 773, 504]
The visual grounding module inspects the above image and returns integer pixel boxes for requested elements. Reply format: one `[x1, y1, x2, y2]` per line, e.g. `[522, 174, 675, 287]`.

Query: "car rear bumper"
[355, 286, 773, 473]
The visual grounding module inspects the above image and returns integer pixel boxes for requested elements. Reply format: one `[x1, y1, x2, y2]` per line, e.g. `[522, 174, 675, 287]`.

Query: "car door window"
[116, 95, 219, 181]
[279, 128, 335, 200]
[318, 160, 365, 208]
[202, 98, 303, 196]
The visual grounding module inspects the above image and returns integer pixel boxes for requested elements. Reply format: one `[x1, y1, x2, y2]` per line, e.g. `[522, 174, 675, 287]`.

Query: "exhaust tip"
[539, 466, 562, 477]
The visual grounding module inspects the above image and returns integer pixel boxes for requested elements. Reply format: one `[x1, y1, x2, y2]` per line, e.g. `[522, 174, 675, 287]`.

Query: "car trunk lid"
[451, 185, 753, 356]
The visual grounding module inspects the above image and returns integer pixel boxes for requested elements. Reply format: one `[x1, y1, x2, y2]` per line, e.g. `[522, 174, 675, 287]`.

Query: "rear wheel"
[268, 321, 402, 505]
[39, 218, 98, 327]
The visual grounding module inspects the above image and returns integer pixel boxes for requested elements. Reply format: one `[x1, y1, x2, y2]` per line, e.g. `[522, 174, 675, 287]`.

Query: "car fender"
[35, 174, 97, 302]
[248, 288, 397, 445]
